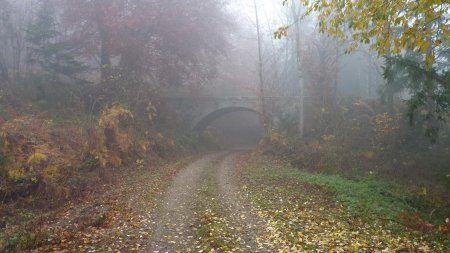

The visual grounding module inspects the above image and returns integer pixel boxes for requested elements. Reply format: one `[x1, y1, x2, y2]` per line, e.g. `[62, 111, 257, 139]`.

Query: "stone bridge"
[159, 96, 302, 133]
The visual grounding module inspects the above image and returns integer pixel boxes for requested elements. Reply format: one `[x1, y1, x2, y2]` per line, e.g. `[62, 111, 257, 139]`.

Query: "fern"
[27, 153, 48, 165]
[7, 167, 26, 182]
[89, 104, 134, 167]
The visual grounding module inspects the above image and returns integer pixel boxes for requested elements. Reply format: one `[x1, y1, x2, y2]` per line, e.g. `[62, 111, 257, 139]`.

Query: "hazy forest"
[0, 0, 449, 252]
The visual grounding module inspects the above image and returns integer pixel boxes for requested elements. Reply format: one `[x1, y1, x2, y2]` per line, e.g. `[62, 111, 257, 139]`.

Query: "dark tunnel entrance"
[196, 109, 264, 150]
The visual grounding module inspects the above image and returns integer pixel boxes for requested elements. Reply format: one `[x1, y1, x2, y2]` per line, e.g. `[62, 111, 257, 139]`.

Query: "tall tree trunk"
[386, 84, 394, 113]
[333, 40, 339, 103]
[367, 52, 372, 97]
[385, 53, 395, 113]
[291, 1, 304, 137]
[0, 54, 9, 83]
[253, 0, 267, 132]
[97, 16, 112, 83]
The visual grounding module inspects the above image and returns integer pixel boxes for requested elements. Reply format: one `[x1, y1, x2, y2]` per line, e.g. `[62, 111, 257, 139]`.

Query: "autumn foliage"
[88, 104, 135, 168]
[0, 0, 230, 208]
[399, 211, 435, 233]
[0, 114, 85, 203]
[0, 103, 177, 210]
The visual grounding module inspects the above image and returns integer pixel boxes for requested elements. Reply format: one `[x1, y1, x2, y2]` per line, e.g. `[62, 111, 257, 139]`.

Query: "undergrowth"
[0, 155, 195, 252]
[244, 153, 450, 249]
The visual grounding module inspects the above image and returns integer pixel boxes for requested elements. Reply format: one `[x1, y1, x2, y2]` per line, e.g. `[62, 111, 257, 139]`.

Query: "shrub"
[88, 104, 134, 167]
[27, 153, 48, 165]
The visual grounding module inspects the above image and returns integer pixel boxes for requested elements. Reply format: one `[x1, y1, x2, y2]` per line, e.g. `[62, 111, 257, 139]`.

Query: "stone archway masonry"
[159, 96, 305, 133]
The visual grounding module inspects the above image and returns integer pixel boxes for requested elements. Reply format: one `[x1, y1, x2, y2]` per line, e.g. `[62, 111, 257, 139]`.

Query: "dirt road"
[149, 152, 273, 252]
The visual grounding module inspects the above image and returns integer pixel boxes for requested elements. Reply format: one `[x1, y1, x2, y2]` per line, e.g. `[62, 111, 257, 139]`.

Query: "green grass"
[278, 170, 413, 221]
[284, 169, 450, 248]
[246, 156, 424, 224]
[242, 154, 450, 251]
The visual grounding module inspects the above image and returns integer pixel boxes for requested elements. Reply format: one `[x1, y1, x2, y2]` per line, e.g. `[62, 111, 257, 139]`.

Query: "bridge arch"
[192, 106, 261, 133]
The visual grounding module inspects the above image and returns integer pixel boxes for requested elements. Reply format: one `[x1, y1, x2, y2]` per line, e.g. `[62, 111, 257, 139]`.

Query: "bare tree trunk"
[291, 1, 304, 137]
[367, 52, 371, 97]
[333, 40, 339, 102]
[385, 53, 395, 113]
[97, 16, 112, 83]
[0, 54, 9, 83]
[253, 0, 267, 132]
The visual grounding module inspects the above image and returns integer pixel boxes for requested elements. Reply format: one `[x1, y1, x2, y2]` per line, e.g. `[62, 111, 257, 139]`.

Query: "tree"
[0, 0, 11, 82]
[26, 0, 85, 84]
[253, 0, 268, 132]
[0, 0, 29, 84]
[280, 0, 450, 139]
[60, 0, 231, 123]
[383, 50, 450, 142]
[61, 0, 230, 91]
[302, 34, 339, 110]
[61, 0, 134, 83]
[288, 0, 450, 68]
[23, 0, 86, 107]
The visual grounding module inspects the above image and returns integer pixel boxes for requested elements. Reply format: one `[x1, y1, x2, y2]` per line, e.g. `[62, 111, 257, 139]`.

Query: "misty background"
[0, 0, 449, 251]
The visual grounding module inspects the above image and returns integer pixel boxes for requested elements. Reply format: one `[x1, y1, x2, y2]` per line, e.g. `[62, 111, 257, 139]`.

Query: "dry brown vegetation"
[0, 103, 179, 218]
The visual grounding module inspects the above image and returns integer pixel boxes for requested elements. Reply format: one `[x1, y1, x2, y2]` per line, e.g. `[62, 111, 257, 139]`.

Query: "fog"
[0, 0, 449, 250]
[0, 0, 448, 158]
[201, 111, 264, 149]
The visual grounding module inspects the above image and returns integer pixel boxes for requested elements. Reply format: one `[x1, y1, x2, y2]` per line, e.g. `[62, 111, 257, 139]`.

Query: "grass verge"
[238, 152, 449, 251]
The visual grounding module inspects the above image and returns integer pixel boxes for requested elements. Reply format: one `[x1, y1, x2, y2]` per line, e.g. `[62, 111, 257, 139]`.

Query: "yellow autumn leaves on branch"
[279, 0, 449, 68]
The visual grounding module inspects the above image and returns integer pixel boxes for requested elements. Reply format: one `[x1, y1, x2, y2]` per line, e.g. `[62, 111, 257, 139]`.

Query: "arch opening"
[194, 107, 264, 149]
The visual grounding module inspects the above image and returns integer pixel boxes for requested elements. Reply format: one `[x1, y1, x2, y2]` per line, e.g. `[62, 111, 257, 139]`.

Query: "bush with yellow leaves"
[7, 167, 27, 182]
[88, 104, 135, 167]
[27, 153, 48, 165]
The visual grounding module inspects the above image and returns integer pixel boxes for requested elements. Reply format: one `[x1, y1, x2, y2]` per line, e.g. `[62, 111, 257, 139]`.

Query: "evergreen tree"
[383, 49, 450, 142]
[26, 0, 84, 83]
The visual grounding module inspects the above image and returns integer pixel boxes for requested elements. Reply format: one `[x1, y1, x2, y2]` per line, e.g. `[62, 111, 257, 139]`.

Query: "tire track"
[148, 153, 226, 252]
[148, 152, 274, 252]
[216, 153, 276, 253]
